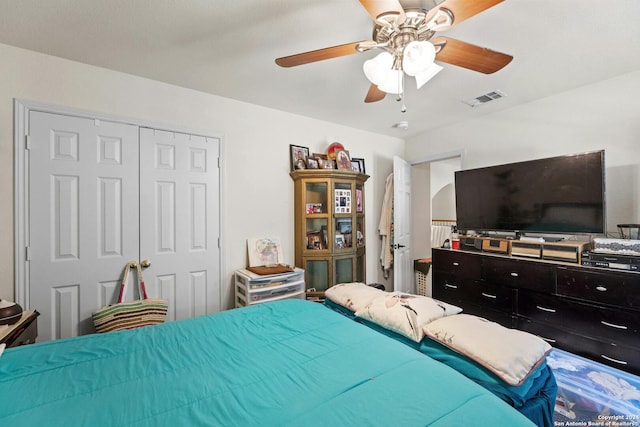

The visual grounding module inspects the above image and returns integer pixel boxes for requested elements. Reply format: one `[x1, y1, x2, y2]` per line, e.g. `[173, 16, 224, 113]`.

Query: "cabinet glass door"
[335, 257, 354, 284]
[304, 181, 328, 252]
[305, 259, 329, 292]
[305, 182, 327, 213]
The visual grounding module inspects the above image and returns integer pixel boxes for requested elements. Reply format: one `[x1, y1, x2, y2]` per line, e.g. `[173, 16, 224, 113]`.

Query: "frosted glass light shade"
[377, 69, 403, 94]
[363, 52, 394, 86]
[402, 41, 436, 77]
[415, 63, 443, 89]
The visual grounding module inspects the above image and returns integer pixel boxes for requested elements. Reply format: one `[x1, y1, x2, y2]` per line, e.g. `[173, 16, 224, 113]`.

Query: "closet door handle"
[141, 259, 151, 268]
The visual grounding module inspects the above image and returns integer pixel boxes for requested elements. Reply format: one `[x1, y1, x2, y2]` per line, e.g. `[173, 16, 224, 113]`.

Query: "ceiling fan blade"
[359, 0, 405, 24]
[433, 36, 512, 74]
[275, 41, 369, 67]
[364, 84, 386, 103]
[426, 0, 504, 28]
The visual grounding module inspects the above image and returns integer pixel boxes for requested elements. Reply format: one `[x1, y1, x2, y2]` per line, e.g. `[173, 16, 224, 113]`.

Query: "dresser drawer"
[516, 317, 640, 374]
[433, 274, 514, 313]
[483, 257, 555, 292]
[556, 267, 640, 309]
[518, 290, 640, 346]
[432, 249, 482, 279]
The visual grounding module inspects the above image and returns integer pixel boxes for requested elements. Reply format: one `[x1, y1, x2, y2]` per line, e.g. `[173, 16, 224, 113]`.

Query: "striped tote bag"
[93, 261, 168, 333]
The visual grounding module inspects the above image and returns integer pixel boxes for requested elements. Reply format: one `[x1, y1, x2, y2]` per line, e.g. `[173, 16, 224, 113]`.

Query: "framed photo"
[356, 189, 363, 212]
[351, 157, 365, 174]
[319, 159, 335, 169]
[306, 231, 324, 250]
[306, 157, 319, 169]
[247, 237, 283, 267]
[335, 234, 345, 249]
[335, 150, 352, 170]
[312, 153, 328, 160]
[335, 189, 351, 213]
[290, 144, 309, 171]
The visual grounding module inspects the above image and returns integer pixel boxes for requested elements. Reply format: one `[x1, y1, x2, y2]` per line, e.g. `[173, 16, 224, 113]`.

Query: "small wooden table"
[0, 310, 39, 347]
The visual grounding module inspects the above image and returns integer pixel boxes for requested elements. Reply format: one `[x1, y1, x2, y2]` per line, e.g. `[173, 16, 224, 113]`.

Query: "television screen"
[455, 151, 605, 234]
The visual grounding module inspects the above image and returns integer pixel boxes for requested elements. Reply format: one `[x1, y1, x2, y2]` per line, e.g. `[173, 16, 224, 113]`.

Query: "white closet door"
[139, 128, 221, 320]
[29, 111, 140, 341]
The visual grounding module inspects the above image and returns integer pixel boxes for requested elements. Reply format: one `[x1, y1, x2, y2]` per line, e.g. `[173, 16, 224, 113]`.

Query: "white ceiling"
[0, 0, 639, 138]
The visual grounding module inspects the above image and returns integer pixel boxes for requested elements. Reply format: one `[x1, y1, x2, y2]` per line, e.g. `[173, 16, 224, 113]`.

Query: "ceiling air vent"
[462, 90, 506, 107]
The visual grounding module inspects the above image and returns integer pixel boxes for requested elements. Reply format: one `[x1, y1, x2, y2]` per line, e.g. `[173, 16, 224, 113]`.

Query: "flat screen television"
[454, 150, 606, 235]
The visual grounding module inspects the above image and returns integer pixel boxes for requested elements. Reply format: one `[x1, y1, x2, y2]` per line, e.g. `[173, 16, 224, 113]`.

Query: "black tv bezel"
[454, 150, 606, 236]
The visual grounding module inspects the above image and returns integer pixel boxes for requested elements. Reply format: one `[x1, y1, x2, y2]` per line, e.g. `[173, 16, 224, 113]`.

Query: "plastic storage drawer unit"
[235, 268, 305, 307]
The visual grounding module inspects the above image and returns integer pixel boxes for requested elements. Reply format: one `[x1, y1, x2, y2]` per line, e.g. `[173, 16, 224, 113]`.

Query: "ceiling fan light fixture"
[377, 68, 403, 94]
[402, 41, 436, 77]
[415, 63, 443, 89]
[363, 52, 393, 86]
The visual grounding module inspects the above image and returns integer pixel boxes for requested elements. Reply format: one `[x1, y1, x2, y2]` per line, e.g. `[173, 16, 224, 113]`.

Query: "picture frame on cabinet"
[306, 157, 319, 169]
[351, 158, 365, 173]
[335, 150, 352, 170]
[356, 189, 363, 212]
[335, 189, 351, 213]
[307, 231, 324, 250]
[290, 144, 309, 171]
[335, 234, 345, 249]
[319, 159, 335, 169]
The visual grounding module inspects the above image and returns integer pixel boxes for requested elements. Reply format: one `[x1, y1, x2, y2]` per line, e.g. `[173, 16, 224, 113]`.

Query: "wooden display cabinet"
[291, 169, 369, 300]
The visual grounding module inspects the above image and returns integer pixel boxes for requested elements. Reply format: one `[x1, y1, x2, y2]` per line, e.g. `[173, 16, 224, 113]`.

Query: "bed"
[323, 284, 557, 427]
[0, 299, 535, 426]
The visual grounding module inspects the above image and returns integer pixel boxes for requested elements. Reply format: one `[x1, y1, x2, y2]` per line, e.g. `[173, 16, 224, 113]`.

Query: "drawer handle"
[535, 305, 556, 313]
[540, 336, 557, 344]
[510, 272, 519, 277]
[444, 284, 458, 289]
[481, 292, 497, 299]
[601, 354, 628, 365]
[452, 262, 460, 266]
[595, 286, 607, 292]
[600, 320, 628, 330]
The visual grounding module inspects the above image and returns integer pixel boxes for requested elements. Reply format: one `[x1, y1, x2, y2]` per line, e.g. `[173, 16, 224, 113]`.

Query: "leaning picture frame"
[290, 144, 310, 171]
[351, 157, 365, 174]
[335, 150, 352, 170]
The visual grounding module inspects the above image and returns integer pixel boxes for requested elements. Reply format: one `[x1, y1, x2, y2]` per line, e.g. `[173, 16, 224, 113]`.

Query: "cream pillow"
[423, 314, 552, 386]
[324, 283, 386, 312]
[355, 293, 462, 342]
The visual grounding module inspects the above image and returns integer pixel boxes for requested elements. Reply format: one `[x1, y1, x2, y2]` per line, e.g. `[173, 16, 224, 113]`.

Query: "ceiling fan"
[275, 0, 513, 103]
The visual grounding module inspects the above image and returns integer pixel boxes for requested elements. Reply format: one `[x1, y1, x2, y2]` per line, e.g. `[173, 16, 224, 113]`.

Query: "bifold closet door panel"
[29, 111, 140, 341]
[138, 128, 221, 321]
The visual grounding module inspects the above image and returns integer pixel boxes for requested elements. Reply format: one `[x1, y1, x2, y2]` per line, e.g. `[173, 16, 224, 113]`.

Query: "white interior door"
[29, 111, 140, 341]
[139, 128, 221, 320]
[393, 156, 413, 293]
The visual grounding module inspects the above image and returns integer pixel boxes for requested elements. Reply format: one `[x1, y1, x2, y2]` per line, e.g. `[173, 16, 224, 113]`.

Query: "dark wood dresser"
[432, 248, 640, 375]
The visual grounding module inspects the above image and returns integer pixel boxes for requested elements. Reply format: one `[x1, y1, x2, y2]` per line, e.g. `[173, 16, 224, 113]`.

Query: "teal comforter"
[0, 299, 534, 426]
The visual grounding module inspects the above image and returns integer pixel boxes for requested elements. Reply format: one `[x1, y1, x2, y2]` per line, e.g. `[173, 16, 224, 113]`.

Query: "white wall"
[0, 43, 404, 308]
[406, 71, 640, 237]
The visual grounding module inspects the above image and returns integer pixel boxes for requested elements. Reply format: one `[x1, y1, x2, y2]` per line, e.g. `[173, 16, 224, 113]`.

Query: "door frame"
[13, 99, 225, 309]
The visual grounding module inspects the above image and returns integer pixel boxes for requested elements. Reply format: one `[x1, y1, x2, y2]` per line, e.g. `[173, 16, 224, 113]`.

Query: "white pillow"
[324, 283, 386, 312]
[423, 314, 552, 386]
[355, 293, 462, 342]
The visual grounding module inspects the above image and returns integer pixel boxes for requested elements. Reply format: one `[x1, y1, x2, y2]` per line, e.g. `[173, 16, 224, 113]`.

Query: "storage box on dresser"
[234, 268, 305, 307]
[432, 247, 640, 375]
